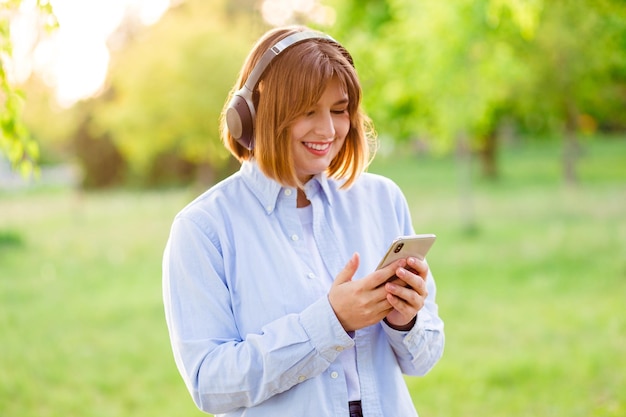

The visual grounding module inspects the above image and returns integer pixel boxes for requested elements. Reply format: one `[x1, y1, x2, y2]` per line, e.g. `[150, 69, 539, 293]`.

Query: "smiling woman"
[163, 25, 445, 417]
[9, 0, 170, 107]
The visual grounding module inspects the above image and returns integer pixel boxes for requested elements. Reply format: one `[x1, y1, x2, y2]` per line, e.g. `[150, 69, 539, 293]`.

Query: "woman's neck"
[297, 188, 310, 208]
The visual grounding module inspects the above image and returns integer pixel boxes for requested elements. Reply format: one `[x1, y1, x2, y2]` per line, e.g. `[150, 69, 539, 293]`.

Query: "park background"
[1, 0, 625, 416]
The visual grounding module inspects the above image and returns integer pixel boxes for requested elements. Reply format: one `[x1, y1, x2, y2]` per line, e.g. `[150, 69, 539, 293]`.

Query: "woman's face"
[290, 77, 350, 184]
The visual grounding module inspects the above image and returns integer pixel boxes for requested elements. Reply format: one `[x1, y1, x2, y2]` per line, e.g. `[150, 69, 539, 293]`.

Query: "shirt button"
[298, 375, 306, 382]
[266, 205, 272, 213]
[291, 234, 299, 241]
[284, 189, 292, 196]
[335, 346, 344, 352]
[307, 272, 316, 279]
[330, 371, 339, 379]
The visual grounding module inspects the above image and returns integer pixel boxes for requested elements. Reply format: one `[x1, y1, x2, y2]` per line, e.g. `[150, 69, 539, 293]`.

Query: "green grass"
[1, 137, 625, 416]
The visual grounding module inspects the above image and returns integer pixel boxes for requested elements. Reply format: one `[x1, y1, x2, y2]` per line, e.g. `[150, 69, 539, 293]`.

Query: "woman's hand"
[383, 257, 429, 329]
[328, 253, 408, 332]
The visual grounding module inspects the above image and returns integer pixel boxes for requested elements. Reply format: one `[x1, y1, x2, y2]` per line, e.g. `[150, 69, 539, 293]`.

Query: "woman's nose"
[313, 111, 336, 139]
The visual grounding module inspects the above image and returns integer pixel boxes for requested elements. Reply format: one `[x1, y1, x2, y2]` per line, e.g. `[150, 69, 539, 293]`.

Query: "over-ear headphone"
[225, 31, 336, 150]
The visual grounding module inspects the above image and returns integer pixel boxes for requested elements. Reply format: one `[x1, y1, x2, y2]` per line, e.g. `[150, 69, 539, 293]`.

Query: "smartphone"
[376, 234, 436, 271]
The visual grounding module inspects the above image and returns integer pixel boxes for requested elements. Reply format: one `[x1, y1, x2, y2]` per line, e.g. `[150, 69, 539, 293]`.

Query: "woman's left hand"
[383, 257, 429, 330]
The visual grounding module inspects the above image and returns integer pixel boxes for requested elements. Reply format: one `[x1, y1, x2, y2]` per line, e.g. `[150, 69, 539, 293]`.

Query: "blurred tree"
[512, 0, 626, 184]
[90, 0, 265, 186]
[21, 77, 80, 163]
[74, 112, 127, 189]
[327, 0, 626, 185]
[0, 0, 56, 177]
[329, 0, 534, 176]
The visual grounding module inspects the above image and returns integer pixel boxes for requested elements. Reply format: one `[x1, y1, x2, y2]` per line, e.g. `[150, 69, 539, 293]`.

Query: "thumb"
[333, 252, 359, 286]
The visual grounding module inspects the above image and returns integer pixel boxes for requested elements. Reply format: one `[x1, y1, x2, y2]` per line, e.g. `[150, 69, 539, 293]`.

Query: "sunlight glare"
[261, 0, 294, 27]
[261, 0, 335, 27]
[33, 32, 110, 108]
[10, 0, 171, 107]
[134, 0, 170, 25]
[292, 0, 314, 14]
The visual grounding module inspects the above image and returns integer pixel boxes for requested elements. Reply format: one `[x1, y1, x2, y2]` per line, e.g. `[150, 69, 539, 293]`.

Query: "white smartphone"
[376, 234, 436, 271]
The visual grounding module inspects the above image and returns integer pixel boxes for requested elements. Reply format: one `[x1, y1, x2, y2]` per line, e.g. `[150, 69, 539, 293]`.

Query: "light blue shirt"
[162, 160, 444, 417]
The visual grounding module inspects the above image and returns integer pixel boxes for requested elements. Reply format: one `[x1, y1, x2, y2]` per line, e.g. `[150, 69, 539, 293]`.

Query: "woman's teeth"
[304, 142, 330, 151]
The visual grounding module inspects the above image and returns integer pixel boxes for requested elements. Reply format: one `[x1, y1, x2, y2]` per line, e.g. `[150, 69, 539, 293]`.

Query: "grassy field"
[1, 138, 625, 417]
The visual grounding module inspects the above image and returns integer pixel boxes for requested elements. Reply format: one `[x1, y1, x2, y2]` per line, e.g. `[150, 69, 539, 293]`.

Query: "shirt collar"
[241, 160, 335, 214]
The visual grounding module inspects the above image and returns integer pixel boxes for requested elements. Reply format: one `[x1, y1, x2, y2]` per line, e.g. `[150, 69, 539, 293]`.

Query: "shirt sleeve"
[380, 181, 445, 375]
[381, 267, 445, 376]
[162, 216, 354, 415]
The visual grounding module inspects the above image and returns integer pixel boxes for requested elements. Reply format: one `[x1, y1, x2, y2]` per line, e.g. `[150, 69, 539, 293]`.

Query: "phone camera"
[393, 243, 404, 253]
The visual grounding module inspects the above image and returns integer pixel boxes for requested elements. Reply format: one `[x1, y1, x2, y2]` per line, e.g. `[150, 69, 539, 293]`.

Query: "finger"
[385, 284, 425, 320]
[386, 292, 415, 318]
[332, 252, 360, 287]
[386, 277, 408, 288]
[371, 259, 407, 289]
[406, 257, 429, 279]
[392, 267, 427, 296]
[386, 280, 425, 304]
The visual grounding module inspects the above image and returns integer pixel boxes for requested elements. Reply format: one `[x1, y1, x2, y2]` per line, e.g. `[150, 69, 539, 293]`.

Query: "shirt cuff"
[382, 308, 435, 346]
[299, 296, 355, 363]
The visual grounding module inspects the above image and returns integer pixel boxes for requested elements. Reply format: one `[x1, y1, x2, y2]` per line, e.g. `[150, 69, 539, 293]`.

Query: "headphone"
[225, 31, 337, 150]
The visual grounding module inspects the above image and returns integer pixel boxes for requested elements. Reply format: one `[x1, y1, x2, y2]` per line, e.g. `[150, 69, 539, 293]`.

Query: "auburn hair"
[220, 26, 377, 188]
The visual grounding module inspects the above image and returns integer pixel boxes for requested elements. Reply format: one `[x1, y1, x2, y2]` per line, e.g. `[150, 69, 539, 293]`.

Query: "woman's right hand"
[328, 253, 407, 332]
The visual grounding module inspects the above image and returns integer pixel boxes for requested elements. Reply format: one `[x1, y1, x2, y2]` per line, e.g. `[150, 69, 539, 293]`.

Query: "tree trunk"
[563, 101, 581, 185]
[563, 130, 580, 185]
[456, 131, 477, 234]
[478, 130, 499, 180]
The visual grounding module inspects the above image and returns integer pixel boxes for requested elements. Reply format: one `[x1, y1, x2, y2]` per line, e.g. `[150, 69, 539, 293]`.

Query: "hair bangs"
[278, 44, 349, 132]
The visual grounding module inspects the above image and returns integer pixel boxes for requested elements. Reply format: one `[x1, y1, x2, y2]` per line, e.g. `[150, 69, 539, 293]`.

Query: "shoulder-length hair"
[220, 26, 377, 189]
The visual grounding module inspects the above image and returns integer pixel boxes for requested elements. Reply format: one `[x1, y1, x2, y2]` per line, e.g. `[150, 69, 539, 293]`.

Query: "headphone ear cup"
[226, 91, 255, 150]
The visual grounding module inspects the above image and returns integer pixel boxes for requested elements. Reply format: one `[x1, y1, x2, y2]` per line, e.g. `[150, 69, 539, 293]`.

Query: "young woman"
[163, 25, 444, 417]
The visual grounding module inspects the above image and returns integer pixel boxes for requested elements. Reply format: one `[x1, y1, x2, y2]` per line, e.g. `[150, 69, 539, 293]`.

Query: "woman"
[163, 25, 444, 417]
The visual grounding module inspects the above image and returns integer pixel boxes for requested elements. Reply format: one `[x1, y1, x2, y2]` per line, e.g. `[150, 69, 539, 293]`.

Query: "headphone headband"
[244, 31, 335, 95]
[226, 31, 337, 150]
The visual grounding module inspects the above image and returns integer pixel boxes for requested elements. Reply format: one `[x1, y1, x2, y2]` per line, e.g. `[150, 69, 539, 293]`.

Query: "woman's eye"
[332, 109, 347, 115]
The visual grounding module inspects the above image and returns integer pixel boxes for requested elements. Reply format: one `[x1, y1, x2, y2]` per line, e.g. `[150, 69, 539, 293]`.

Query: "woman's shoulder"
[174, 171, 247, 225]
[345, 171, 403, 195]
[360, 171, 400, 186]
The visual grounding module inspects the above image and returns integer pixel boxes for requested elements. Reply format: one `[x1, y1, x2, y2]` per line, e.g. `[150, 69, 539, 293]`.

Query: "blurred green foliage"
[91, 0, 263, 185]
[1, 0, 56, 178]
[328, 0, 626, 180]
[12, 0, 626, 187]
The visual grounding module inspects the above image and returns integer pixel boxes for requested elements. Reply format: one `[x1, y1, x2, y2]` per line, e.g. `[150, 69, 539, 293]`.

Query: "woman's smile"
[303, 141, 333, 154]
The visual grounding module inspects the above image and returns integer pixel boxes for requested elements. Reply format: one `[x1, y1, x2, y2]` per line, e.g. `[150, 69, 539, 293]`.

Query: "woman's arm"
[162, 217, 353, 414]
